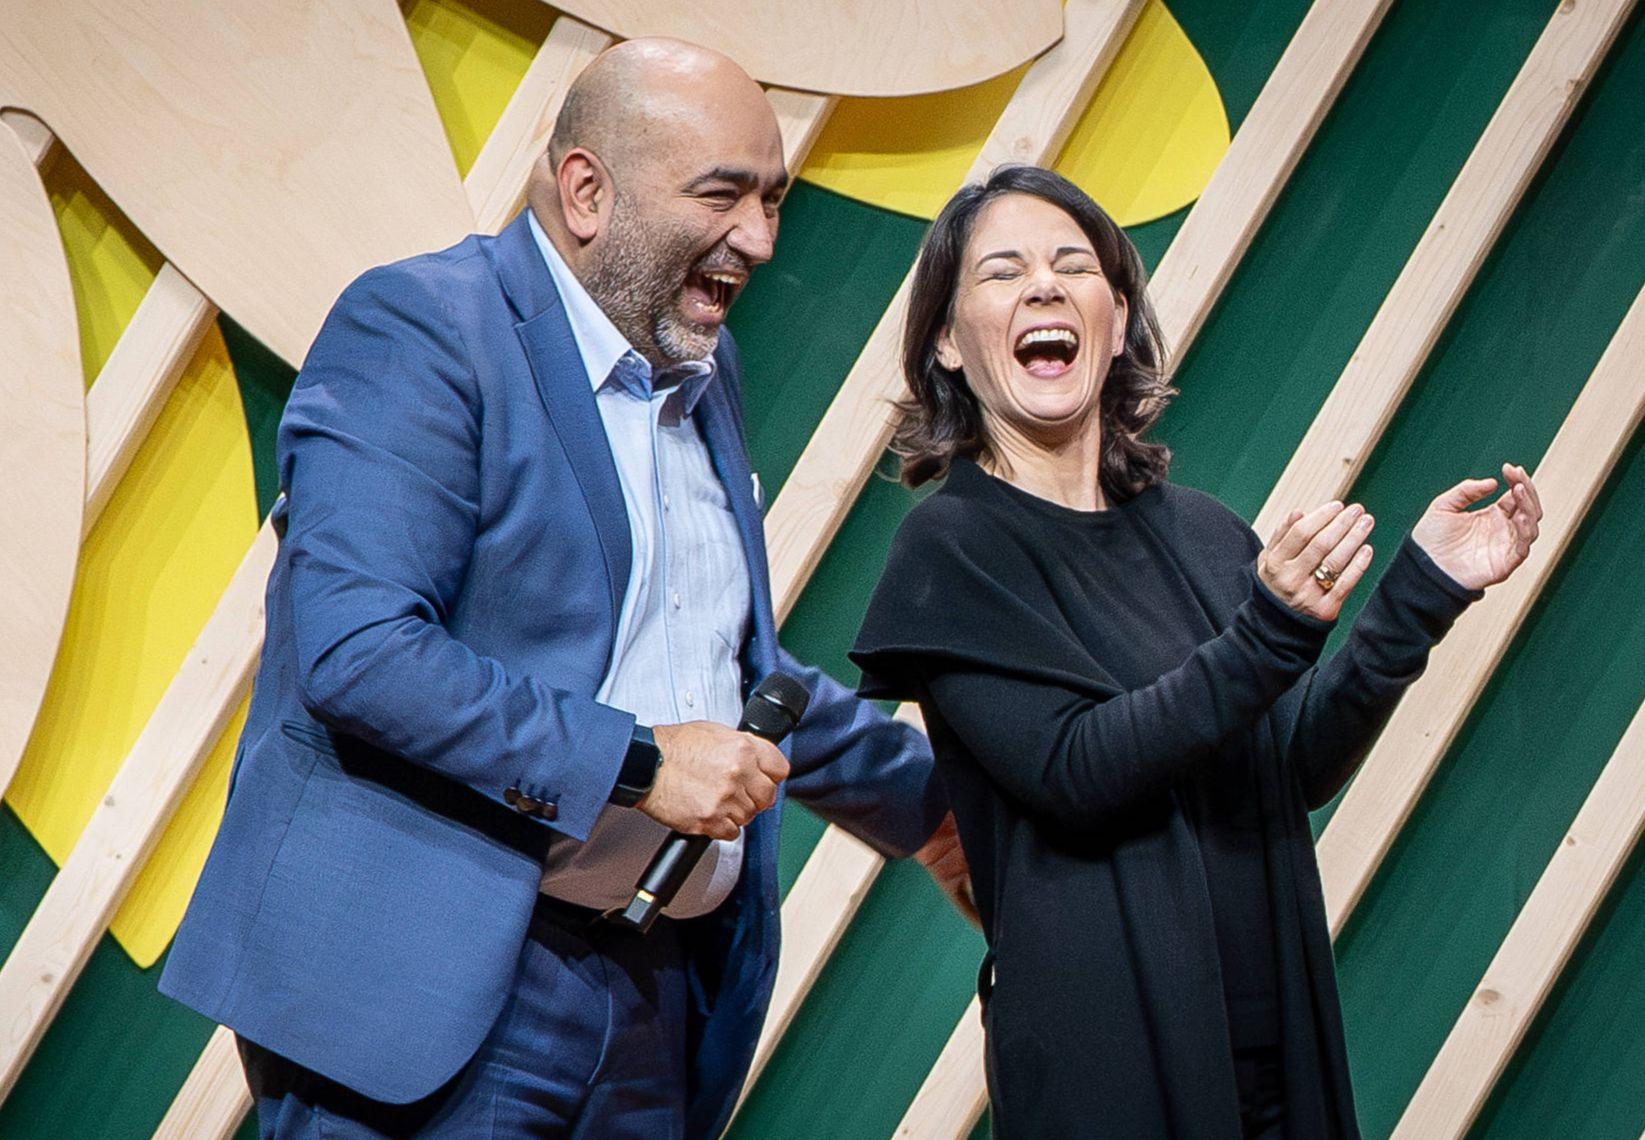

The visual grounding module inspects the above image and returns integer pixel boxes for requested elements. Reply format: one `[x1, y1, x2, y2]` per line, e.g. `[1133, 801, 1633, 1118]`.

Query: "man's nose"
[727, 200, 777, 265]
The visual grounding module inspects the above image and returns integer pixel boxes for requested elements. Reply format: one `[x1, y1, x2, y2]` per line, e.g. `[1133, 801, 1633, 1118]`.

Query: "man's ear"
[556, 147, 611, 242]
[935, 325, 963, 371]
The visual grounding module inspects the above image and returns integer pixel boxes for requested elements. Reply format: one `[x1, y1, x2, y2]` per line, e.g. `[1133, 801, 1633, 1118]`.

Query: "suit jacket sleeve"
[776, 648, 946, 858]
[279, 263, 634, 842]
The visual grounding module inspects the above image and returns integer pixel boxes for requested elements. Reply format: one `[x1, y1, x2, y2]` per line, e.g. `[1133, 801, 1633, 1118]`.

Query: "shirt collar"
[526, 210, 716, 418]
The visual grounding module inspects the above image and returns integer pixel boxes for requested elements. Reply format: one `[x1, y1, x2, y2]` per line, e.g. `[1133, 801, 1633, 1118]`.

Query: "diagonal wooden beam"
[1318, 283, 1645, 935]
[1254, 0, 1637, 540]
[0, 524, 275, 1097]
[1393, 699, 1645, 1138]
[894, 996, 987, 1139]
[1146, 0, 1397, 364]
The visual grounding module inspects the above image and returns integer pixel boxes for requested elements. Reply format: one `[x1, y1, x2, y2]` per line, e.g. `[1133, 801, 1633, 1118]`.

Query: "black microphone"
[612, 672, 810, 933]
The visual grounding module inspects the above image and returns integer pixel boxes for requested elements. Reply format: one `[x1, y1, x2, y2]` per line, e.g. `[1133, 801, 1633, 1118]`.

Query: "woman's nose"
[1024, 269, 1066, 304]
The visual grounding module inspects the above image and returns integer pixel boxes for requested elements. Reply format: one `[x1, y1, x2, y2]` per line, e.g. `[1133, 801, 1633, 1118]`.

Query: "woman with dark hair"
[850, 166, 1542, 1137]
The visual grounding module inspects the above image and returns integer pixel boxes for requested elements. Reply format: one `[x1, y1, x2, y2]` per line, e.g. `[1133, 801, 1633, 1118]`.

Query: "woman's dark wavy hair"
[893, 165, 1174, 498]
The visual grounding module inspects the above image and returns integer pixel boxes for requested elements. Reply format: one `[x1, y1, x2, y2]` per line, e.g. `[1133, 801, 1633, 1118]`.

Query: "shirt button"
[672, 592, 682, 609]
[685, 690, 696, 708]
[663, 494, 672, 511]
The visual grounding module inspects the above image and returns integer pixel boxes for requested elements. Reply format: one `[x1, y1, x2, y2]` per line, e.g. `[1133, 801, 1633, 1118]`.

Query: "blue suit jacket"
[160, 213, 942, 1138]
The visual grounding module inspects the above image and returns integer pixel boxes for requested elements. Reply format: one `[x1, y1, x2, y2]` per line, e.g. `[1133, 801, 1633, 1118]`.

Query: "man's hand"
[638, 721, 789, 840]
[915, 811, 980, 928]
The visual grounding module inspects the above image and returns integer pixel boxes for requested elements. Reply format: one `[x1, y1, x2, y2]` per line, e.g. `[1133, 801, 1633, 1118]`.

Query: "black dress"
[850, 459, 1479, 1138]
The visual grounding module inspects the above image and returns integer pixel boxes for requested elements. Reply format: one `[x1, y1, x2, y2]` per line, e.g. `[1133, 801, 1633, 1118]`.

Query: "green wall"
[2, 2, 1642, 1137]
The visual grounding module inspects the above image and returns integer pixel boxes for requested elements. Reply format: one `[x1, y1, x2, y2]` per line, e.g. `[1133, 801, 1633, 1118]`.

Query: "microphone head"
[745, 672, 810, 737]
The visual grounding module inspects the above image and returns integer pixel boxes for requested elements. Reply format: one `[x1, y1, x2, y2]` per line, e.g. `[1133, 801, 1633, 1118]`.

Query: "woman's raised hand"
[1258, 501, 1376, 622]
[1411, 463, 1542, 591]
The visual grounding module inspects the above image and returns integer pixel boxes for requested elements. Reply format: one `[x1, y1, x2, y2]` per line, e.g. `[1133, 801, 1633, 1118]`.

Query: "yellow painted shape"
[403, 0, 557, 177]
[44, 147, 163, 383]
[798, 0, 1229, 227]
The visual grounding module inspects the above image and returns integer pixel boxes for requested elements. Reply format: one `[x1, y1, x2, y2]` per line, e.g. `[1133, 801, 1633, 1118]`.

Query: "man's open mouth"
[682, 269, 745, 322]
[1013, 325, 1080, 378]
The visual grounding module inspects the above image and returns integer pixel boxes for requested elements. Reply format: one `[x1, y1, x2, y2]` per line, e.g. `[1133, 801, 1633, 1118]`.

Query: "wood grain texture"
[0, 124, 84, 802]
[1254, 0, 1637, 540]
[83, 263, 217, 531]
[546, 0, 1061, 97]
[1318, 284, 1645, 936]
[1147, 0, 1395, 365]
[1393, 700, 1645, 1139]
[0, 524, 275, 1097]
[0, 0, 474, 366]
[151, 1026, 250, 1140]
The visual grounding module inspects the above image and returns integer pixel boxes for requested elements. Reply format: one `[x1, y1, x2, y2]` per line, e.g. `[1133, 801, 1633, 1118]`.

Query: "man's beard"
[582, 195, 731, 364]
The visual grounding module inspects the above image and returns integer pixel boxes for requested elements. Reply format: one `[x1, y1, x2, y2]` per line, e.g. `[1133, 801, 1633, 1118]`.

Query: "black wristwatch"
[609, 724, 662, 807]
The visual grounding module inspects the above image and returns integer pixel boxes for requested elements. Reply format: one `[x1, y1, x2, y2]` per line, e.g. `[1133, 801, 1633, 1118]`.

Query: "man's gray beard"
[582, 202, 719, 365]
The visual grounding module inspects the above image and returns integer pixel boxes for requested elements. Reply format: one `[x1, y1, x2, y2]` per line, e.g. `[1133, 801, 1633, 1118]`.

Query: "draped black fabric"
[851, 459, 1480, 1138]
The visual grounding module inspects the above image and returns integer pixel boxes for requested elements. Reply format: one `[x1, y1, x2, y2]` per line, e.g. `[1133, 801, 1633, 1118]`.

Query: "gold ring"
[1312, 563, 1338, 591]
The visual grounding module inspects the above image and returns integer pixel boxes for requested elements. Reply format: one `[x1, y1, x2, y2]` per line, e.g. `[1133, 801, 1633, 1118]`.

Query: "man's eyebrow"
[684, 166, 791, 195]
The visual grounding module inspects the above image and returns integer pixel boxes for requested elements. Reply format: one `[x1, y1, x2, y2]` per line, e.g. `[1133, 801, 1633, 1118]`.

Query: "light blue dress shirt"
[527, 211, 752, 917]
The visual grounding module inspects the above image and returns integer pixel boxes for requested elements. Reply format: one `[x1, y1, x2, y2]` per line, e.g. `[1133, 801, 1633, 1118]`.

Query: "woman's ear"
[556, 147, 611, 243]
[935, 325, 963, 371]
[1111, 292, 1129, 358]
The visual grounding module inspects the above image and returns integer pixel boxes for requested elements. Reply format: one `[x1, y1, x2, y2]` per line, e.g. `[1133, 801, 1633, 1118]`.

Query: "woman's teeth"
[1014, 327, 1079, 353]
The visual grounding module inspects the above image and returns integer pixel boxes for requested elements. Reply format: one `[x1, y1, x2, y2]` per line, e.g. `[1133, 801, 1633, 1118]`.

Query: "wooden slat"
[1147, 0, 1396, 362]
[1319, 284, 1645, 935]
[0, 524, 275, 1096]
[1255, 0, 1637, 540]
[1394, 700, 1645, 1138]
[152, 1026, 250, 1140]
[761, 0, 1145, 627]
[766, 87, 840, 173]
[83, 262, 216, 531]
[464, 17, 613, 234]
[894, 996, 987, 1139]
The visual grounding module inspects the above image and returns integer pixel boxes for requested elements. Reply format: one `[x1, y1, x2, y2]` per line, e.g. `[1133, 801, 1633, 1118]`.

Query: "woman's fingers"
[1320, 509, 1374, 579]
[1327, 544, 1376, 608]
[1506, 462, 1544, 518]
[1435, 476, 1499, 513]
[1269, 508, 1304, 550]
[1300, 503, 1365, 571]
[1274, 500, 1347, 561]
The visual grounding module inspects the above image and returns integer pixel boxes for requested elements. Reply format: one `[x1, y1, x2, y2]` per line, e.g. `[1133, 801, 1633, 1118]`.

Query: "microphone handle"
[613, 715, 790, 934]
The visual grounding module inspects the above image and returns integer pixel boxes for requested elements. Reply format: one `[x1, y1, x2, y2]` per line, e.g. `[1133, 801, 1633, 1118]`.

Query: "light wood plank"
[152, 1026, 250, 1140]
[0, 122, 84, 802]
[1319, 284, 1645, 936]
[545, 0, 1061, 97]
[894, 997, 987, 1139]
[766, 88, 840, 174]
[0, 0, 474, 367]
[83, 262, 217, 531]
[1147, 0, 1396, 363]
[1394, 701, 1645, 1138]
[465, 17, 613, 234]
[763, 0, 1144, 627]
[0, 524, 276, 1097]
[1255, 0, 1637, 540]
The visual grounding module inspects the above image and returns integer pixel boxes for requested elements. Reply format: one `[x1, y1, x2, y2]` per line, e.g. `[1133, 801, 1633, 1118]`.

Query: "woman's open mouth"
[1013, 325, 1080, 378]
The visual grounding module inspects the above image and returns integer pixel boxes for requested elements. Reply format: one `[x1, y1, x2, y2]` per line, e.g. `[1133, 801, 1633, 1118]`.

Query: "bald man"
[161, 39, 956, 1140]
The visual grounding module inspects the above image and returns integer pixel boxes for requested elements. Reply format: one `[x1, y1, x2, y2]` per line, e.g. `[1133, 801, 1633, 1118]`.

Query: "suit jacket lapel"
[490, 214, 631, 632]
